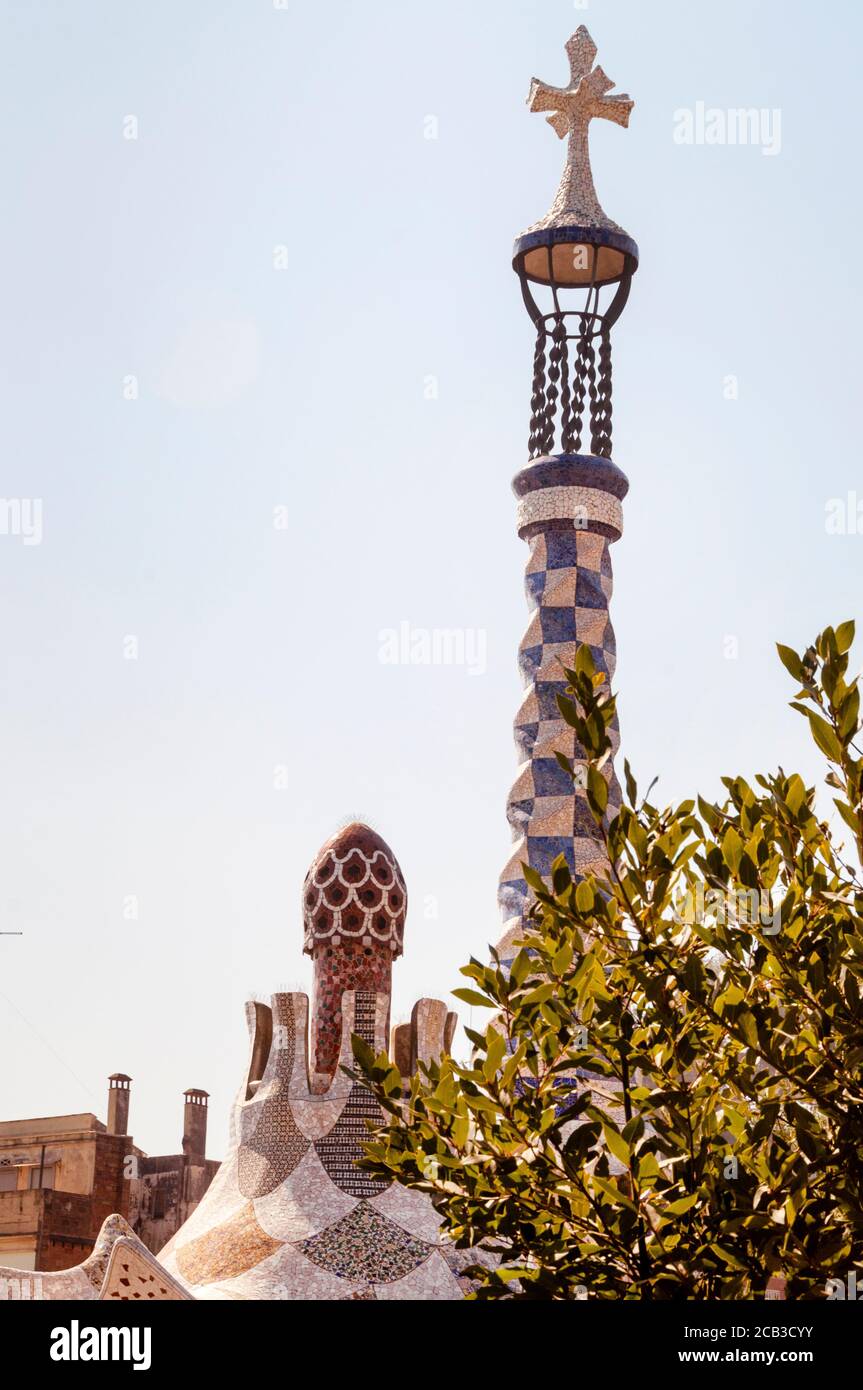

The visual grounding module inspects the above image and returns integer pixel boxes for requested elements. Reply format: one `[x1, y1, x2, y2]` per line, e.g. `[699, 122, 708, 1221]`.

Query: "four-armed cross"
[527, 26, 633, 232]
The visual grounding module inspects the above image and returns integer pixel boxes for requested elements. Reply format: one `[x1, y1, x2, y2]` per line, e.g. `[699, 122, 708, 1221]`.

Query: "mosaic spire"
[498, 27, 639, 964]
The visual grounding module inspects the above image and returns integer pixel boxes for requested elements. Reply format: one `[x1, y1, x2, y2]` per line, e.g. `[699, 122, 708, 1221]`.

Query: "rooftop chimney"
[107, 1073, 132, 1136]
[302, 823, 406, 1086]
[182, 1088, 209, 1161]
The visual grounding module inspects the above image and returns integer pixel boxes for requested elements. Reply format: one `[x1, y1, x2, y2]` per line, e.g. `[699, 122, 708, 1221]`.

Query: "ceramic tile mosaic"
[516, 485, 623, 534]
[411, 997, 450, 1066]
[238, 994, 311, 1199]
[370, 1180, 444, 1243]
[99, 1238, 192, 1301]
[309, 989, 387, 1197]
[235, 1242, 372, 1301]
[175, 1202, 283, 1286]
[375, 1249, 465, 1301]
[292, 1088, 353, 1140]
[253, 1147, 358, 1242]
[299, 1201, 432, 1283]
[314, 1081, 390, 1198]
[497, 454, 628, 965]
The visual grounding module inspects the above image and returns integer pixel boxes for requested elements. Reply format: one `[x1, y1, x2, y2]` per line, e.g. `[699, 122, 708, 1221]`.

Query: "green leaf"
[483, 1027, 506, 1080]
[552, 942, 574, 976]
[587, 766, 609, 817]
[522, 982, 557, 1006]
[715, 982, 745, 1011]
[722, 825, 744, 874]
[452, 1110, 470, 1149]
[551, 854, 571, 894]
[575, 881, 595, 914]
[776, 643, 803, 681]
[624, 758, 638, 806]
[785, 775, 807, 815]
[737, 1010, 759, 1049]
[836, 620, 856, 655]
[807, 711, 844, 763]
[557, 694, 582, 730]
[603, 1125, 630, 1167]
[451, 988, 495, 1009]
[592, 1175, 637, 1213]
[509, 949, 531, 987]
[575, 645, 596, 678]
[350, 1031, 376, 1073]
[697, 795, 721, 832]
[664, 1193, 700, 1217]
[838, 686, 860, 740]
[834, 799, 860, 835]
[522, 863, 548, 895]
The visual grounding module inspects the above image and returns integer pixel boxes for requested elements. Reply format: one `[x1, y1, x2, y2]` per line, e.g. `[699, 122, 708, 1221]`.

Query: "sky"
[0, 0, 860, 1157]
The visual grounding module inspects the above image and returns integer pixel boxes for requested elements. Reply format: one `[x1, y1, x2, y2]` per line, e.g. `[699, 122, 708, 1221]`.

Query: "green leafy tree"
[351, 623, 863, 1298]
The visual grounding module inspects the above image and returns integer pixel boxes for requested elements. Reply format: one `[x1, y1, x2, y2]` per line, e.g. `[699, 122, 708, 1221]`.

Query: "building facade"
[0, 1075, 217, 1271]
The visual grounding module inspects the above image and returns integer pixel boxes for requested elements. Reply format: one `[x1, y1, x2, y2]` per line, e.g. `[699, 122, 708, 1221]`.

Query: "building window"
[150, 1188, 168, 1220]
[28, 1165, 55, 1190]
[0, 1167, 18, 1192]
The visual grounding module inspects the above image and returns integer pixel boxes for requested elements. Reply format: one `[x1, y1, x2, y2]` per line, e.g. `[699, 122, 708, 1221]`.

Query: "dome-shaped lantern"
[514, 27, 638, 461]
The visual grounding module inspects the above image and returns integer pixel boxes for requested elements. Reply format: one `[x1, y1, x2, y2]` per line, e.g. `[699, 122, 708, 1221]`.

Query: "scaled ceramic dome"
[302, 823, 406, 958]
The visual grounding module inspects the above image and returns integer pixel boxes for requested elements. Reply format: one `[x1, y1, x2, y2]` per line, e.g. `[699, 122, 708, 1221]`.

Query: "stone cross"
[527, 26, 633, 232]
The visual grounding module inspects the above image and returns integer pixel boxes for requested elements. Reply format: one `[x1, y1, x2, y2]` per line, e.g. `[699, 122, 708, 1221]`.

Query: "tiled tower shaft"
[496, 453, 629, 960]
[310, 944, 392, 1080]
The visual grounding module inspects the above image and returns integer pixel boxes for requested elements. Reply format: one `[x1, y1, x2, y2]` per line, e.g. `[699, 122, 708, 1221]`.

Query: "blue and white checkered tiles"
[496, 454, 628, 965]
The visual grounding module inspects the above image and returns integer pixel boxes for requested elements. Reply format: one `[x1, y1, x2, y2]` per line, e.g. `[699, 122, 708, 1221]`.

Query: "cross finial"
[565, 26, 598, 83]
[524, 26, 633, 234]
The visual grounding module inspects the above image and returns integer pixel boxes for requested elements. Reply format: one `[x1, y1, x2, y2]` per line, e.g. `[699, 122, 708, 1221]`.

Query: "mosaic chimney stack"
[302, 824, 406, 1090]
[497, 26, 638, 963]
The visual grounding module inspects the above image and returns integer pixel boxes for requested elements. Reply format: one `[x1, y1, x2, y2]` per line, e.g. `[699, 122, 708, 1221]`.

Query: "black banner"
[7, 1295, 860, 1376]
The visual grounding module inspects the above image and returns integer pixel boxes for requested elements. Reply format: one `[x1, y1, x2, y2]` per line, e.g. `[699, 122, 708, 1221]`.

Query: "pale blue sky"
[1, 0, 860, 1155]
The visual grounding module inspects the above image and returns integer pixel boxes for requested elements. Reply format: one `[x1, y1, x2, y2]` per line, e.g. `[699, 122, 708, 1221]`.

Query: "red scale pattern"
[302, 824, 407, 1084]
